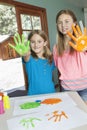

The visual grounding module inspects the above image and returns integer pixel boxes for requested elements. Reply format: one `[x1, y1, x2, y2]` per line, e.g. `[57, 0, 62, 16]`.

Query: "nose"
[34, 42, 38, 47]
[61, 22, 65, 27]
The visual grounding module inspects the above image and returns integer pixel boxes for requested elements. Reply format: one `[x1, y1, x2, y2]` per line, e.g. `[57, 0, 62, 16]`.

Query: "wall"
[16, 0, 84, 50]
[84, 8, 87, 28]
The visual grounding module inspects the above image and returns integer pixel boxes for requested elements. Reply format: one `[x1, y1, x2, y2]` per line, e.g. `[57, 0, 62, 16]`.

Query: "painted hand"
[67, 25, 87, 51]
[9, 33, 30, 55]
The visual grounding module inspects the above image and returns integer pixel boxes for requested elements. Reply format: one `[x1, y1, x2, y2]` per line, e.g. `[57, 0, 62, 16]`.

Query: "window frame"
[0, 0, 50, 47]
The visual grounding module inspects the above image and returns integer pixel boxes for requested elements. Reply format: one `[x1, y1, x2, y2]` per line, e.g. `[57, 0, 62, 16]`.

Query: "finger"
[76, 25, 82, 35]
[68, 41, 77, 50]
[26, 41, 30, 49]
[14, 35, 18, 45]
[82, 46, 87, 52]
[17, 33, 22, 44]
[67, 31, 77, 42]
[26, 40, 30, 47]
[27, 40, 30, 46]
[72, 25, 79, 37]
[9, 43, 21, 54]
[22, 34, 25, 44]
[84, 27, 87, 35]
[9, 43, 16, 50]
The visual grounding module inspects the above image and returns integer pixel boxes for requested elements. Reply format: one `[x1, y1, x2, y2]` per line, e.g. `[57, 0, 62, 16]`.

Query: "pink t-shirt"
[53, 45, 87, 90]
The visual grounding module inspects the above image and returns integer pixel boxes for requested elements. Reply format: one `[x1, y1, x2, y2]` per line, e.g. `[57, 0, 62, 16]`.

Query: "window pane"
[23, 31, 31, 40]
[0, 4, 18, 36]
[21, 14, 32, 30]
[32, 16, 41, 30]
[21, 14, 42, 30]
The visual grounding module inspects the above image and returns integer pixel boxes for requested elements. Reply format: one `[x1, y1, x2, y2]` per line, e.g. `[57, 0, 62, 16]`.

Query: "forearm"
[23, 51, 31, 62]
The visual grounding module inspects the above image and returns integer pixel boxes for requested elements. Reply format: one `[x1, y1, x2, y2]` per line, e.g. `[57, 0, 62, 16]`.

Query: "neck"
[64, 35, 71, 51]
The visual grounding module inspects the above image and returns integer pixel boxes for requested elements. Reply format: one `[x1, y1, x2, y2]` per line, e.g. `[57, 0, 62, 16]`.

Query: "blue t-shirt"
[23, 56, 56, 95]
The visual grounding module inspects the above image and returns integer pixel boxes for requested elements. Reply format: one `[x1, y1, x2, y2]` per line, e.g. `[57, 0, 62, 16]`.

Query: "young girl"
[23, 30, 56, 95]
[53, 9, 87, 103]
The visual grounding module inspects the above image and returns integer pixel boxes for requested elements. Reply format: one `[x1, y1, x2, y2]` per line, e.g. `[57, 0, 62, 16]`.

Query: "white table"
[0, 91, 87, 130]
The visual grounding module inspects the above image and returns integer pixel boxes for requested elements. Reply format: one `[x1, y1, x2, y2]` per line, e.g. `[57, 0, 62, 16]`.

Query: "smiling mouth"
[63, 28, 68, 31]
[34, 47, 40, 50]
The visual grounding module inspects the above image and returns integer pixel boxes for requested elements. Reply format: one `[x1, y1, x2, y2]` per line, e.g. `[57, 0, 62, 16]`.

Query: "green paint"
[20, 102, 40, 109]
[9, 33, 30, 55]
[20, 117, 41, 128]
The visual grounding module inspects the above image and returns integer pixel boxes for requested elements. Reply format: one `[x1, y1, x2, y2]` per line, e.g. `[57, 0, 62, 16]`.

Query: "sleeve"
[52, 60, 56, 70]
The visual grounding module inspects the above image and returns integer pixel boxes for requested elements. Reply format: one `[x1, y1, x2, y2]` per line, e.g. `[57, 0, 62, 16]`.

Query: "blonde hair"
[56, 9, 77, 56]
[28, 30, 53, 64]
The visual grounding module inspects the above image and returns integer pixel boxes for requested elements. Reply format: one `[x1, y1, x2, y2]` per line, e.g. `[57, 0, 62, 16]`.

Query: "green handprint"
[20, 117, 41, 128]
[9, 33, 30, 56]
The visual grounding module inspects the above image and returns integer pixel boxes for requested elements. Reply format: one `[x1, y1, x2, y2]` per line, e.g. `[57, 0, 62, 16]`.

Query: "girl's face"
[57, 14, 74, 35]
[30, 34, 47, 58]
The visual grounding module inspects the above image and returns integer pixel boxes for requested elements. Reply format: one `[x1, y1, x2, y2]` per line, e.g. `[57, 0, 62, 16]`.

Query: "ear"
[44, 41, 48, 46]
[73, 22, 77, 27]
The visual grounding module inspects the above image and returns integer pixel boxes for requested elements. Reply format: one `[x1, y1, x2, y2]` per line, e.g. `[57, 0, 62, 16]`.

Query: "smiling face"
[30, 34, 47, 58]
[57, 14, 74, 35]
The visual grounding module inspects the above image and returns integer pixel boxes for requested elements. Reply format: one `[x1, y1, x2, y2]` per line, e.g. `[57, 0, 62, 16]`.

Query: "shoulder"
[53, 44, 57, 50]
[53, 44, 58, 55]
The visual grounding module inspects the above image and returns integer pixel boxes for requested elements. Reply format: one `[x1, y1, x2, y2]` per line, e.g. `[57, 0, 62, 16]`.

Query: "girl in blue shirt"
[23, 30, 56, 95]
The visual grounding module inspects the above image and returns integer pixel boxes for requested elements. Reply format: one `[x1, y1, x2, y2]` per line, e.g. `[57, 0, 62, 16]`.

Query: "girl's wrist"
[23, 51, 31, 57]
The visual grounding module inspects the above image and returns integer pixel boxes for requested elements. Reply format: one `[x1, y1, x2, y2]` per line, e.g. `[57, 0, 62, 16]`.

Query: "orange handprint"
[67, 25, 87, 52]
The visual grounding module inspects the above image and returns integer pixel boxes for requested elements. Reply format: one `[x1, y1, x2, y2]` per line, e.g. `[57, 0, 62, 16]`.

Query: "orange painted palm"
[67, 25, 87, 51]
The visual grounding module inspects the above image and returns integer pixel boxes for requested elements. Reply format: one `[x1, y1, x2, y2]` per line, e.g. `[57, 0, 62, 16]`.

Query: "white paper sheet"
[7, 106, 87, 130]
[13, 93, 76, 116]
[0, 58, 25, 91]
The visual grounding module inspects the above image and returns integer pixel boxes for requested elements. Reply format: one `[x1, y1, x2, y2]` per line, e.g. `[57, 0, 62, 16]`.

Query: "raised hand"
[9, 33, 30, 56]
[67, 25, 87, 51]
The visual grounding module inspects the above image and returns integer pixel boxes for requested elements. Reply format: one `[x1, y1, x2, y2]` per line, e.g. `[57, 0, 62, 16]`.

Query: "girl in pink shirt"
[53, 9, 87, 104]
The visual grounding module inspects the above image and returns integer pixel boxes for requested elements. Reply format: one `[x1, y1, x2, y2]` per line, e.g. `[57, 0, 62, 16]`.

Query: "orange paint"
[41, 98, 62, 105]
[46, 110, 68, 122]
[67, 24, 87, 52]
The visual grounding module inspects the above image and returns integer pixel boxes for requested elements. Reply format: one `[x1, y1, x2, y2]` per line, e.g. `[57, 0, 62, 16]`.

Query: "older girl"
[53, 9, 87, 104]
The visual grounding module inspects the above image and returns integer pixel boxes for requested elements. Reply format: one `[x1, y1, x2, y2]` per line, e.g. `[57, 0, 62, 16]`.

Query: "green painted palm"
[9, 33, 30, 55]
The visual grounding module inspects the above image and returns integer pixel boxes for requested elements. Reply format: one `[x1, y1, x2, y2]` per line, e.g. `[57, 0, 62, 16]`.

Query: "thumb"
[69, 41, 77, 50]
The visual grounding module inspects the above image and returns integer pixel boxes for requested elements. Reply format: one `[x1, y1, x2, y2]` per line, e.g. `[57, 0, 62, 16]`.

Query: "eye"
[38, 40, 42, 44]
[65, 20, 69, 24]
[58, 21, 62, 25]
[30, 41, 35, 44]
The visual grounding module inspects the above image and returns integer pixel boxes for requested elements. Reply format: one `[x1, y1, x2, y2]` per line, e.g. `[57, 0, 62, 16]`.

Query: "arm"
[23, 51, 31, 62]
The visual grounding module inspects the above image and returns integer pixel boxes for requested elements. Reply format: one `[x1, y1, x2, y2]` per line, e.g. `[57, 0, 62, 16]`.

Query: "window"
[15, 6, 44, 38]
[0, 0, 49, 91]
[0, 1, 49, 61]
[0, 0, 49, 43]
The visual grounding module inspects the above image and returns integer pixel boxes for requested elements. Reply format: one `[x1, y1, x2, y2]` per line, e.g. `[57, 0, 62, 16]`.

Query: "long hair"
[28, 30, 53, 64]
[56, 9, 77, 56]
